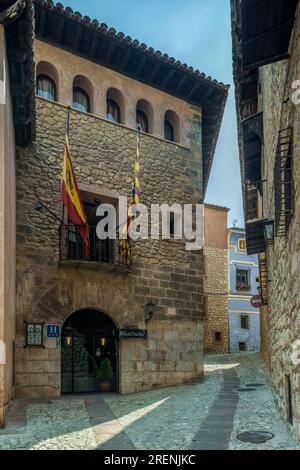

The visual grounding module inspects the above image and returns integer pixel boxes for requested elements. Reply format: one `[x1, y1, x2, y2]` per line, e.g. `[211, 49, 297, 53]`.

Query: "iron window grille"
[274, 127, 294, 237]
[241, 315, 250, 330]
[59, 224, 132, 267]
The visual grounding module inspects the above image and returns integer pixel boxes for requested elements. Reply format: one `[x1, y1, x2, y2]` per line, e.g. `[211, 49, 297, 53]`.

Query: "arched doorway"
[61, 309, 118, 394]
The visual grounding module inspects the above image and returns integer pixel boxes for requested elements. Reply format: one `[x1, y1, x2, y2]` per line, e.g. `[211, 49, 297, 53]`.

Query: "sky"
[60, 0, 244, 227]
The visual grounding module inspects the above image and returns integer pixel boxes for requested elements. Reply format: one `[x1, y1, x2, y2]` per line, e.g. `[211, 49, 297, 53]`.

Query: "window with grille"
[241, 315, 249, 330]
[274, 128, 294, 236]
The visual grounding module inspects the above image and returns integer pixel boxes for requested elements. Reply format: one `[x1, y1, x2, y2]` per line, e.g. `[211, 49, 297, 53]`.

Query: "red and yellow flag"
[120, 131, 141, 264]
[61, 135, 89, 258]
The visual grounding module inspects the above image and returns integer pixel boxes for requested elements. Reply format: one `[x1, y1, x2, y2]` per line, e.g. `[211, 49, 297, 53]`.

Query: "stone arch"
[136, 98, 154, 134]
[61, 307, 119, 393]
[72, 74, 94, 113]
[106, 87, 125, 124]
[164, 109, 181, 143]
[36, 60, 59, 100]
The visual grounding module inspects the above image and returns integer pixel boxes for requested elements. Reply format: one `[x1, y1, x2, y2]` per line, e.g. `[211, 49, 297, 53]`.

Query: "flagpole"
[66, 106, 71, 137]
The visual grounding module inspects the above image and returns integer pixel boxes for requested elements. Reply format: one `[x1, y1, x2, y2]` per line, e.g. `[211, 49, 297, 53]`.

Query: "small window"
[169, 212, 175, 236]
[36, 75, 56, 101]
[236, 269, 250, 290]
[241, 315, 249, 330]
[286, 375, 293, 425]
[107, 98, 121, 123]
[136, 109, 149, 133]
[164, 120, 174, 142]
[238, 239, 246, 251]
[73, 87, 90, 113]
[239, 342, 247, 352]
[215, 332, 222, 342]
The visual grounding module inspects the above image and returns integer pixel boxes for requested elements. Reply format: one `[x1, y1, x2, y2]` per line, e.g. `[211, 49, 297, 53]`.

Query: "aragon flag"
[61, 135, 89, 258]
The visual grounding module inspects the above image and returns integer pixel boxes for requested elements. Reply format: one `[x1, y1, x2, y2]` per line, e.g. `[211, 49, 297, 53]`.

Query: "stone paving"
[0, 353, 298, 450]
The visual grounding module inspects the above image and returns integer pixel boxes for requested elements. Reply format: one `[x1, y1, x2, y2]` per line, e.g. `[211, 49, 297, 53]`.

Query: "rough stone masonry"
[14, 98, 205, 398]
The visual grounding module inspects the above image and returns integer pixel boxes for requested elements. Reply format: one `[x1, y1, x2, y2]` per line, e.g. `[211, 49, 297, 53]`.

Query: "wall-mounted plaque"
[25, 322, 44, 347]
[118, 329, 147, 339]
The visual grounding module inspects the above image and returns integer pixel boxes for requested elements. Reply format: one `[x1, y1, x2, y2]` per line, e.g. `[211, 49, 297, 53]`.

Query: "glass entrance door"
[61, 309, 118, 394]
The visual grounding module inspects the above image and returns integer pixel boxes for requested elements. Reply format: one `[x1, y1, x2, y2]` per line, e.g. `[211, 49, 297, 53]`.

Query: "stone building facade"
[0, 0, 35, 426]
[232, 0, 300, 442]
[203, 204, 229, 354]
[228, 228, 260, 353]
[0, 0, 229, 406]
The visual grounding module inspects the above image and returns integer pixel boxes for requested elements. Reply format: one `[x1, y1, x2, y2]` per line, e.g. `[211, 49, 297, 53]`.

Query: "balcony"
[245, 180, 266, 223]
[236, 282, 251, 292]
[59, 225, 131, 273]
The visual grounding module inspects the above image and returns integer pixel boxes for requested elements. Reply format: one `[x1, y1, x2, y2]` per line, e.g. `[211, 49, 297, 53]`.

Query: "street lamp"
[264, 220, 275, 245]
[145, 300, 156, 322]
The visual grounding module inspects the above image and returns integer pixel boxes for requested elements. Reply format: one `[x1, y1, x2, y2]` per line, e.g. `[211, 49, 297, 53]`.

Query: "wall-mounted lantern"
[264, 220, 275, 245]
[145, 300, 156, 323]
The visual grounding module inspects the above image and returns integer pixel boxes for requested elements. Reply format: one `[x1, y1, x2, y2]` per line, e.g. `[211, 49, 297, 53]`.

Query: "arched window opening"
[164, 120, 174, 142]
[73, 87, 90, 113]
[107, 98, 121, 123]
[136, 99, 153, 134]
[36, 61, 59, 101]
[36, 75, 56, 101]
[136, 109, 149, 133]
[164, 110, 180, 143]
[106, 88, 124, 124]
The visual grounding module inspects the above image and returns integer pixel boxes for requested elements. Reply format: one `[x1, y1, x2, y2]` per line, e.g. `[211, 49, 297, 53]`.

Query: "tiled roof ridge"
[34, 0, 230, 92]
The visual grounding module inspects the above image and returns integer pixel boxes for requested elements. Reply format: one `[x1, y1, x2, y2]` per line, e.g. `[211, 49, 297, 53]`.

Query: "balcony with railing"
[59, 225, 131, 272]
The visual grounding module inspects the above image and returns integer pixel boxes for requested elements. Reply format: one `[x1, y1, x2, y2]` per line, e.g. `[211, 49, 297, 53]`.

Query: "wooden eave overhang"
[0, 0, 35, 146]
[33, 0, 229, 196]
[231, 0, 298, 253]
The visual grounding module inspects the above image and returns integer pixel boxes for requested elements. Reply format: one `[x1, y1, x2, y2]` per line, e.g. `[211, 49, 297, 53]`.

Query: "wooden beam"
[175, 75, 188, 93]
[106, 41, 116, 64]
[38, 9, 46, 37]
[74, 25, 83, 51]
[149, 62, 161, 82]
[187, 81, 201, 99]
[162, 69, 175, 89]
[56, 17, 65, 43]
[121, 48, 132, 70]
[200, 87, 214, 104]
[90, 35, 100, 57]
[135, 56, 147, 76]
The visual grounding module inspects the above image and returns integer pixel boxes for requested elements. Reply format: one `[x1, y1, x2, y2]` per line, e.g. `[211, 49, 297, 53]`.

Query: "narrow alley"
[0, 354, 297, 451]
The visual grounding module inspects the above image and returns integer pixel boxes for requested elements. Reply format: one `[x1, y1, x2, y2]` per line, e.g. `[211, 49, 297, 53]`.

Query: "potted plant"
[96, 358, 113, 393]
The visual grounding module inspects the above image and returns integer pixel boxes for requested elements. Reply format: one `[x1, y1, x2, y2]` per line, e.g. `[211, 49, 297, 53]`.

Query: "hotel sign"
[118, 329, 147, 339]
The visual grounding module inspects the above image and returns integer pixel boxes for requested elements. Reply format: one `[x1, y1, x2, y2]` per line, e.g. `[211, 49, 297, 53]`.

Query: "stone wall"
[0, 25, 16, 425]
[259, 11, 300, 441]
[203, 247, 229, 354]
[14, 97, 205, 397]
[229, 312, 260, 352]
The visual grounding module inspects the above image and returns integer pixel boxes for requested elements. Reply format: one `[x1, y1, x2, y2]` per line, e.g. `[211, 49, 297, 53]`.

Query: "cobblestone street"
[0, 353, 298, 451]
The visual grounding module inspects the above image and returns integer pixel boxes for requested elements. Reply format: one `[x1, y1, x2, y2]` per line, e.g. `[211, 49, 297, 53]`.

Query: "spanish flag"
[61, 135, 89, 258]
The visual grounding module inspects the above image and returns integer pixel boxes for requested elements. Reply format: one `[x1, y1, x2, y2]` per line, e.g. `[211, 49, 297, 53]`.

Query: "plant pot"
[99, 381, 112, 393]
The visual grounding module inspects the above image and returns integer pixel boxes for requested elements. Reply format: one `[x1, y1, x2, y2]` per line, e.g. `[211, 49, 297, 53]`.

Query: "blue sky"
[60, 0, 244, 227]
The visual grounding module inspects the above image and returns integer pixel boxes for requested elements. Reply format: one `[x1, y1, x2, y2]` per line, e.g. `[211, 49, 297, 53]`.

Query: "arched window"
[72, 87, 90, 113]
[164, 120, 174, 142]
[164, 110, 180, 143]
[36, 75, 56, 101]
[136, 109, 149, 133]
[107, 98, 121, 123]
